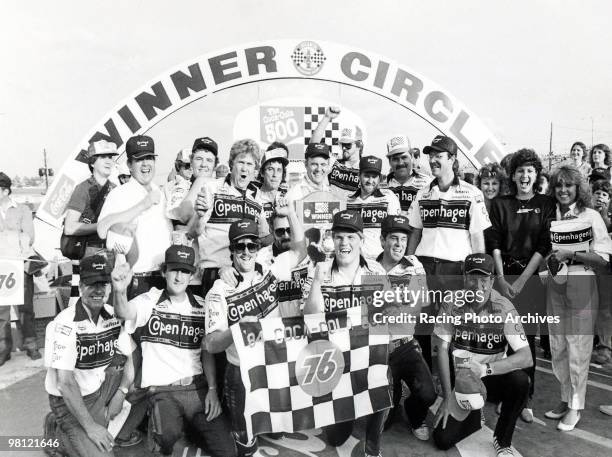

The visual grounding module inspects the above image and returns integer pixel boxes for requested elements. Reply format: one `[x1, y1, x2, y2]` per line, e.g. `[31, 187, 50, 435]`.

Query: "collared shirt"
[347, 188, 401, 260]
[433, 289, 528, 365]
[564, 160, 592, 179]
[122, 288, 207, 388]
[44, 301, 121, 397]
[205, 251, 300, 366]
[386, 171, 432, 216]
[408, 178, 491, 262]
[98, 179, 173, 273]
[377, 254, 428, 340]
[163, 175, 192, 222]
[0, 197, 34, 257]
[286, 173, 331, 206]
[328, 158, 360, 199]
[66, 176, 115, 225]
[197, 176, 264, 269]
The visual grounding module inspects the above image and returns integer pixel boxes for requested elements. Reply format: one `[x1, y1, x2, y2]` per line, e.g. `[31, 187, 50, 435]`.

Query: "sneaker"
[593, 346, 612, 365]
[557, 411, 580, 431]
[412, 424, 430, 441]
[520, 408, 534, 423]
[599, 405, 612, 416]
[493, 437, 515, 456]
[115, 430, 143, 447]
[545, 402, 569, 420]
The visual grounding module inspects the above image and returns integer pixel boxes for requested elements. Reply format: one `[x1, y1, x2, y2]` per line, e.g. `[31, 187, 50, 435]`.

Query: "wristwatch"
[485, 363, 493, 376]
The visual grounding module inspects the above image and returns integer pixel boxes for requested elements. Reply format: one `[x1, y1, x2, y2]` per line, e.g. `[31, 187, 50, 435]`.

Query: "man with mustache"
[286, 142, 332, 205]
[385, 135, 430, 216]
[309, 106, 362, 199]
[407, 135, 491, 368]
[97, 135, 173, 298]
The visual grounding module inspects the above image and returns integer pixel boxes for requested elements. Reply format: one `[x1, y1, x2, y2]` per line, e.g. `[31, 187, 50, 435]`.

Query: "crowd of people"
[2, 106, 611, 457]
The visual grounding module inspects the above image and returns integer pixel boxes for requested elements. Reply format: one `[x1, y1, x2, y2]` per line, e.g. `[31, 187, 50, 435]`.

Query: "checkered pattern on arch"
[304, 106, 340, 149]
[231, 307, 391, 440]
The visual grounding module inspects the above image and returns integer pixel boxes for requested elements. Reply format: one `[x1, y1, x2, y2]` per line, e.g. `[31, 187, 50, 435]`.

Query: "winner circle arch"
[34, 39, 506, 257]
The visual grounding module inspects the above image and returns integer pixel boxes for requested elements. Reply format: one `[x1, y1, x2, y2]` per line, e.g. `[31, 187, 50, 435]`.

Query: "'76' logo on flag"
[295, 341, 345, 396]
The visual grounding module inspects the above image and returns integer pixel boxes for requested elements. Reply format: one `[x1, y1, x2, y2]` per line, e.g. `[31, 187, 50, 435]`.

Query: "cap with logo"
[464, 253, 494, 275]
[126, 135, 156, 160]
[229, 219, 259, 243]
[164, 245, 196, 273]
[88, 140, 119, 159]
[80, 255, 112, 285]
[386, 135, 412, 157]
[332, 210, 364, 233]
[339, 124, 363, 143]
[0, 172, 11, 189]
[589, 167, 611, 182]
[175, 148, 191, 164]
[261, 148, 289, 168]
[423, 135, 458, 156]
[381, 215, 411, 235]
[305, 143, 330, 160]
[192, 137, 218, 156]
[359, 156, 382, 175]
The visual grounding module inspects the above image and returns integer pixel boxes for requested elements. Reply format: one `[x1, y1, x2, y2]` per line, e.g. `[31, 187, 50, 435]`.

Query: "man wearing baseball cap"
[44, 254, 134, 456]
[98, 135, 173, 298]
[204, 196, 306, 457]
[385, 135, 430, 216]
[407, 135, 491, 368]
[309, 106, 363, 198]
[376, 215, 436, 440]
[347, 156, 401, 260]
[0, 172, 40, 364]
[286, 142, 333, 205]
[111, 245, 234, 456]
[432, 253, 532, 457]
[304, 210, 389, 457]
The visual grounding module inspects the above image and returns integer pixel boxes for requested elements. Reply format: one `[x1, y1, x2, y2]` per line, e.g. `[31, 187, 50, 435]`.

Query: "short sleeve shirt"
[44, 301, 121, 397]
[66, 176, 115, 224]
[122, 288, 207, 387]
[408, 178, 491, 261]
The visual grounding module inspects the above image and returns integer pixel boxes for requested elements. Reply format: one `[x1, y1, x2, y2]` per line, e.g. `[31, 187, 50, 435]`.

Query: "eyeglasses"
[340, 142, 353, 149]
[178, 163, 191, 169]
[274, 227, 291, 237]
[230, 242, 260, 253]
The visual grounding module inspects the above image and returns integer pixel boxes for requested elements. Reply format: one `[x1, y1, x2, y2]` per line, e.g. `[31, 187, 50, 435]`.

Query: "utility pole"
[548, 122, 553, 171]
[43, 148, 49, 191]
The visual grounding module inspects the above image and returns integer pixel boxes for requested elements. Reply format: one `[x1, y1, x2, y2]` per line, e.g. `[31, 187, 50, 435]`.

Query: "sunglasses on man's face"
[178, 163, 191, 170]
[274, 227, 291, 237]
[230, 242, 260, 253]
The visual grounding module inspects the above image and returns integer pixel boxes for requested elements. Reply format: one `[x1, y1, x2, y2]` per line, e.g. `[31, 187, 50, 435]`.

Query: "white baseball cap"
[386, 135, 412, 157]
[339, 124, 363, 143]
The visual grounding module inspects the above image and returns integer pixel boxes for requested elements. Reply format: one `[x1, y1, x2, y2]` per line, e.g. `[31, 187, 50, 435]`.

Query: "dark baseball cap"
[229, 219, 259, 242]
[305, 143, 330, 160]
[381, 215, 411, 235]
[164, 245, 196, 273]
[126, 135, 156, 160]
[423, 135, 458, 156]
[359, 156, 382, 175]
[464, 253, 494, 275]
[0, 172, 11, 189]
[332, 210, 363, 233]
[80, 255, 112, 285]
[589, 167, 611, 182]
[192, 137, 218, 156]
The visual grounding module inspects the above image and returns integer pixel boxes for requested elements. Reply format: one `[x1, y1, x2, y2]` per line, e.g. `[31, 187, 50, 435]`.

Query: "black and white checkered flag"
[231, 306, 391, 440]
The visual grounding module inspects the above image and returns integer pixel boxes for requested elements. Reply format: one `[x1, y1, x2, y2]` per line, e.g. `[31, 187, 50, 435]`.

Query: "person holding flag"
[203, 197, 306, 457]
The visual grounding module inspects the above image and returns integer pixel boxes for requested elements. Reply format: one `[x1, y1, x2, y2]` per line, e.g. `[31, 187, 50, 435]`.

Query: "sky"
[2, 0, 612, 180]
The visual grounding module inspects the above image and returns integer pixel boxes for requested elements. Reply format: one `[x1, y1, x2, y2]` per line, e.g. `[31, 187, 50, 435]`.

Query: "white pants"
[547, 272, 597, 410]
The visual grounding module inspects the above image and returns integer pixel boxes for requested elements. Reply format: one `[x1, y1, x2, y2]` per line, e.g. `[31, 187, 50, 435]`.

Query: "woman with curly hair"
[475, 162, 507, 212]
[567, 141, 591, 178]
[589, 143, 611, 171]
[486, 149, 557, 423]
[543, 165, 612, 431]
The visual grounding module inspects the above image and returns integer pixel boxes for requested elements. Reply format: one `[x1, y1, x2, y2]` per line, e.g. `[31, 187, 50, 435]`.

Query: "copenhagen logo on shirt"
[329, 162, 360, 191]
[140, 310, 206, 349]
[347, 202, 388, 228]
[453, 322, 507, 355]
[209, 194, 262, 223]
[391, 186, 419, 211]
[419, 200, 471, 229]
[226, 272, 279, 324]
[75, 326, 121, 369]
[278, 265, 309, 302]
[321, 284, 383, 313]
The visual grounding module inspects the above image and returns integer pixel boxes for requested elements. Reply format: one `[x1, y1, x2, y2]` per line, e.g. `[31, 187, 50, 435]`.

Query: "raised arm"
[309, 106, 340, 144]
